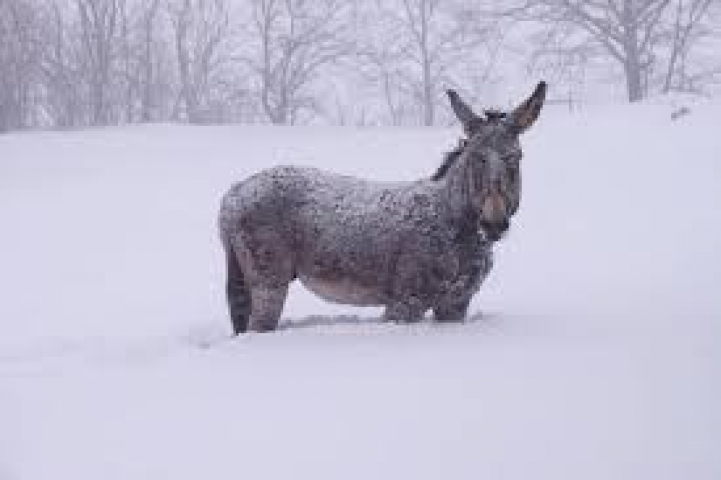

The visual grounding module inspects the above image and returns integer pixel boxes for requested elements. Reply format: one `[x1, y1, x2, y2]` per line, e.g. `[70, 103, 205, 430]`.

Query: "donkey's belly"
[298, 274, 386, 306]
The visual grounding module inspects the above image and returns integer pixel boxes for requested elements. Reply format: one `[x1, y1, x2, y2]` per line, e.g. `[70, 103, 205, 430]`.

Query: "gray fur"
[218, 82, 546, 333]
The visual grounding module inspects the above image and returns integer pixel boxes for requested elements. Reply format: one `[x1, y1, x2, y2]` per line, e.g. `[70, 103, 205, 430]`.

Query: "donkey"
[218, 82, 546, 333]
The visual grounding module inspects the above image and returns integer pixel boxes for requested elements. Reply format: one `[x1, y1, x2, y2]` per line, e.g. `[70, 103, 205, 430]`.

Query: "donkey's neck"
[438, 151, 478, 230]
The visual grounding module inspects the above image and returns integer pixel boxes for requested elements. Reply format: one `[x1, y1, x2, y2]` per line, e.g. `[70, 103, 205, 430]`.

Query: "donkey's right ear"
[509, 81, 547, 134]
[446, 89, 481, 134]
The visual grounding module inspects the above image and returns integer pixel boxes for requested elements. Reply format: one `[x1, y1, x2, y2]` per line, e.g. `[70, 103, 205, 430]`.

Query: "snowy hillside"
[1, 101, 720, 479]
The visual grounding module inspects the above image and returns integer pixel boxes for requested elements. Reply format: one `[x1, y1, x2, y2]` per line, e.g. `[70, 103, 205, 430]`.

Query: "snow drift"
[1, 100, 719, 479]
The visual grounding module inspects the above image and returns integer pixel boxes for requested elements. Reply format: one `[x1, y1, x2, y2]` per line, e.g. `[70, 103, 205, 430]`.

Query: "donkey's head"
[446, 82, 546, 241]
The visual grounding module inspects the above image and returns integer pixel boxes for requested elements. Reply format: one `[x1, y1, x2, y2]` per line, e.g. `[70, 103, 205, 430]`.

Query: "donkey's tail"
[224, 241, 251, 335]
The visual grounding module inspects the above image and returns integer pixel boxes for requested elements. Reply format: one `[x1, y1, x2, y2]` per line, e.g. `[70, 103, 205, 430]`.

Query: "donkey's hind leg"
[233, 227, 294, 333]
[225, 244, 252, 335]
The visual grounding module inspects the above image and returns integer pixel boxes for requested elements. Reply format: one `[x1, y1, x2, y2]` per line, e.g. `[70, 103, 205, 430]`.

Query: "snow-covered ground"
[1, 100, 719, 479]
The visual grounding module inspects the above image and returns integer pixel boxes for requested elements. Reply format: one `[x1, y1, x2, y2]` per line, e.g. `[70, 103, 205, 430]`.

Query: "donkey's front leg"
[383, 298, 426, 323]
[248, 286, 288, 332]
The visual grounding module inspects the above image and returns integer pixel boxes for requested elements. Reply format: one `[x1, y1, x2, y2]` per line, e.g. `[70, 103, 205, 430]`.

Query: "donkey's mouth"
[480, 219, 510, 242]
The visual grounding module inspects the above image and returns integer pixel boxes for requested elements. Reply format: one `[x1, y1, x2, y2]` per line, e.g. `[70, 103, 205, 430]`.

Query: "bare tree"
[245, 0, 352, 125]
[75, 0, 123, 125]
[660, 0, 716, 93]
[115, 0, 175, 123]
[359, 0, 500, 126]
[168, 0, 241, 124]
[135, 0, 168, 122]
[523, 22, 592, 109]
[528, 0, 718, 101]
[0, 0, 43, 131]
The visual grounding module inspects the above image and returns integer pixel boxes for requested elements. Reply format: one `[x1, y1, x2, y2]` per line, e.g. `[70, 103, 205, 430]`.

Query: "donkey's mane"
[432, 143, 464, 181]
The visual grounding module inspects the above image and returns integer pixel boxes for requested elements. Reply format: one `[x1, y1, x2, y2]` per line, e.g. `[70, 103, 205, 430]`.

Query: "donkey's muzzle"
[480, 218, 509, 241]
[480, 193, 510, 241]
[481, 193, 508, 222]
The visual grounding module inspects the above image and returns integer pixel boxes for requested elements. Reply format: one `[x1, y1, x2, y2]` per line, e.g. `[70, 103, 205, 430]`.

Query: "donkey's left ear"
[510, 81, 547, 134]
[446, 89, 481, 135]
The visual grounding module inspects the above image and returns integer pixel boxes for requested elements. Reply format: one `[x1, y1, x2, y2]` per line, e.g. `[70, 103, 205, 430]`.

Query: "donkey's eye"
[471, 153, 487, 164]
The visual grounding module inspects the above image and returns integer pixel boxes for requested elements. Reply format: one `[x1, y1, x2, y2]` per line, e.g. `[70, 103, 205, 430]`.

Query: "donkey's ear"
[446, 89, 480, 133]
[509, 81, 547, 133]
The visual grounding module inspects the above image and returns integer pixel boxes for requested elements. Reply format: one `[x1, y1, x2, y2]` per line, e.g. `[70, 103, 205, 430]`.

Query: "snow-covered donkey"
[219, 82, 547, 333]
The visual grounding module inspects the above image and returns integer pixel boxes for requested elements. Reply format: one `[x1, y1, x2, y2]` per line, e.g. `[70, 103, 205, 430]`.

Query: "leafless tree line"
[0, 0, 719, 132]
[522, 0, 720, 102]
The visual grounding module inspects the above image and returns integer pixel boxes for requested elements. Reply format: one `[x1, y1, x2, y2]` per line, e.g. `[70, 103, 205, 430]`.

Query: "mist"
[1, 0, 719, 132]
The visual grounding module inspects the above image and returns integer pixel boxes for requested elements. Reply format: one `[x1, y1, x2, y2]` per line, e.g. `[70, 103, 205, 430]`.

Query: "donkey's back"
[219, 165, 430, 258]
[221, 165, 413, 227]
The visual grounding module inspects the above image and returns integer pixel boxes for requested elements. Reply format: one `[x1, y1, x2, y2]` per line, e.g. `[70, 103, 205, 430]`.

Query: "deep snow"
[1, 100, 719, 479]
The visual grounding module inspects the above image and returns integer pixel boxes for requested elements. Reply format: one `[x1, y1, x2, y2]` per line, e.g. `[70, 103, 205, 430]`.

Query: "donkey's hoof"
[434, 316, 466, 324]
[249, 324, 277, 333]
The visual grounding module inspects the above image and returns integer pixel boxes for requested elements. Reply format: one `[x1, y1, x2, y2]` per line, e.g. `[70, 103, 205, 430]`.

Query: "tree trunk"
[422, 58, 433, 125]
[622, 19, 644, 103]
[624, 57, 644, 102]
[420, 1, 433, 126]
